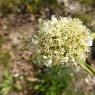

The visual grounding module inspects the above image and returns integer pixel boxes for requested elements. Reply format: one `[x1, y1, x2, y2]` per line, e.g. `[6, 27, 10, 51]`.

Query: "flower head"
[32, 16, 91, 66]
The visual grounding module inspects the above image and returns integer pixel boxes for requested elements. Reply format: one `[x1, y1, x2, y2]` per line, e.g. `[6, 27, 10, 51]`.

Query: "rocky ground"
[0, 14, 37, 95]
[0, 0, 95, 95]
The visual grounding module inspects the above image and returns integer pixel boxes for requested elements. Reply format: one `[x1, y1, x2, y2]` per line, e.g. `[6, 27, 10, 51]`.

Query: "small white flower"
[71, 58, 75, 62]
[44, 59, 52, 67]
[87, 37, 93, 46]
[64, 57, 69, 62]
[43, 55, 47, 59]
[60, 60, 65, 64]
[32, 35, 38, 44]
[51, 15, 57, 22]
[54, 51, 58, 54]
[32, 38, 38, 44]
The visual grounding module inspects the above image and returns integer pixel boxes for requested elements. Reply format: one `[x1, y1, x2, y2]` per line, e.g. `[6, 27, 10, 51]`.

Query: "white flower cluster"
[32, 16, 92, 66]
